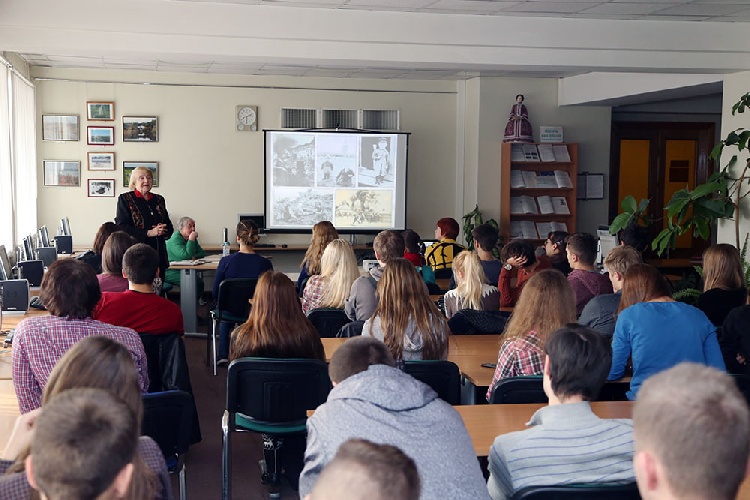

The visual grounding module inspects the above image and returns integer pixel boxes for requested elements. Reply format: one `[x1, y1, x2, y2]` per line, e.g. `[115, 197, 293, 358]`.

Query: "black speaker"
[18, 260, 44, 287]
[36, 247, 58, 268]
[0, 280, 30, 312]
[55, 235, 73, 255]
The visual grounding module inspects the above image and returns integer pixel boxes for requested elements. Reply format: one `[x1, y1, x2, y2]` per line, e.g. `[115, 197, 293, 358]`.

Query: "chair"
[209, 278, 258, 375]
[337, 320, 365, 338]
[448, 309, 509, 335]
[222, 358, 332, 500]
[596, 381, 630, 401]
[731, 374, 750, 407]
[404, 360, 461, 405]
[307, 307, 350, 338]
[511, 482, 641, 499]
[489, 376, 546, 404]
[142, 391, 194, 500]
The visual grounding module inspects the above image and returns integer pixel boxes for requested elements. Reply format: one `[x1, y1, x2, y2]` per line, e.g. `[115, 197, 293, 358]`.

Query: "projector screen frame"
[263, 129, 410, 235]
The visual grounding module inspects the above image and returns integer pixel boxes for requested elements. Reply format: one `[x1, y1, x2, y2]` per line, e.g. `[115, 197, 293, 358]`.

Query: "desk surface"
[2, 309, 49, 331]
[0, 379, 20, 451]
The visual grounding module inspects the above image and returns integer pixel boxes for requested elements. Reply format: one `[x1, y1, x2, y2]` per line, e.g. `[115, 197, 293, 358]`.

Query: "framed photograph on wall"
[122, 161, 159, 188]
[43, 160, 81, 187]
[87, 101, 114, 121]
[87, 126, 115, 146]
[42, 115, 79, 141]
[88, 179, 115, 197]
[87, 152, 115, 171]
[122, 116, 158, 142]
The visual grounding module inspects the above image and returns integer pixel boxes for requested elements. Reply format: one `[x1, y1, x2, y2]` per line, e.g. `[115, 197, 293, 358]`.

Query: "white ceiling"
[3, 0, 750, 81]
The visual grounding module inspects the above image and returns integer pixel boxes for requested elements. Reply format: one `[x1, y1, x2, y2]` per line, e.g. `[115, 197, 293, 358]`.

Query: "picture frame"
[122, 116, 158, 142]
[122, 161, 159, 188]
[43, 160, 81, 187]
[86, 101, 114, 121]
[88, 179, 115, 197]
[87, 126, 115, 146]
[87, 152, 115, 171]
[42, 114, 79, 141]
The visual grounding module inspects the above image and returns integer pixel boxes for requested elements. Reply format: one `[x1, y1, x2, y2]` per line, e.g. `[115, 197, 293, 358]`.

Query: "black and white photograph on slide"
[315, 134, 358, 188]
[334, 189, 394, 228]
[272, 188, 334, 227]
[272, 133, 315, 187]
[359, 136, 394, 188]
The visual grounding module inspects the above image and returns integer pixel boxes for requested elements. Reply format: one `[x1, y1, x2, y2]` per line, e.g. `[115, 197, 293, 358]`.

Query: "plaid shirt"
[12, 316, 149, 414]
[301, 275, 327, 315]
[486, 330, 544, 401]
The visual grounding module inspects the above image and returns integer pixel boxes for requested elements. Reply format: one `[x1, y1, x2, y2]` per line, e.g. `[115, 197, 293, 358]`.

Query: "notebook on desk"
[170, 259, 208, 266]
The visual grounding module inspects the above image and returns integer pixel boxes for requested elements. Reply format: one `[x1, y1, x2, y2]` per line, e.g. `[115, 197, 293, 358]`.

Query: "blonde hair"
[319, 239, 360, 309]
[503, 269, 576, 344]
[703, 244, 745, 291]
[237, 220, 260, 247]
[603, 245, 642, 276]
[302, 221, 338, 276]
[127, 167, 153, 190]
[453, 251, 488, 311]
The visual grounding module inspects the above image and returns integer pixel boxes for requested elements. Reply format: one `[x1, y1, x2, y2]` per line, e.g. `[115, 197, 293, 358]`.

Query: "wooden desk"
[2, 309, 50, 331]
[0, 379, 20, 450]
[322, 335, 501, 362]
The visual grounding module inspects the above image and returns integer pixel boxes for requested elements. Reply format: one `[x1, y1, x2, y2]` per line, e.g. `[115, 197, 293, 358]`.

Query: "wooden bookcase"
[500, 142, 578, 243]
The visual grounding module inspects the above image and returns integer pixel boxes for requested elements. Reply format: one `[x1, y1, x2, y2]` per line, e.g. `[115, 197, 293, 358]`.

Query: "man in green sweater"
[166, 216, 207, 296]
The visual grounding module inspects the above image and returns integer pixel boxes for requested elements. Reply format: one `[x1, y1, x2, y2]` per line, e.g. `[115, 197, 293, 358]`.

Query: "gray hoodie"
[344, 265, 383, 321]
[299, 365, 491, 499]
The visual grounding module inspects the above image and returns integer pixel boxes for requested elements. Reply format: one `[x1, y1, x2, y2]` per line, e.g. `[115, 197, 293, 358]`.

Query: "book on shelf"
[552, 144, 571, 162]
[510, 196, 539, 215]
[522, 144, 541, 161]
[510, 170, 525, 188]
[511, 144, 525, 162]
[510, 221, 539, 240]
[536, 196, 555, 215]
[551, 196, 570, 214]
[536, 172, 558, 188]
[552, 221, 568, 232]
[554, 170, 573, 188]
[537, 144, 556, 162]
[521, 171, 537, 188]
[537, 221, 569, 237]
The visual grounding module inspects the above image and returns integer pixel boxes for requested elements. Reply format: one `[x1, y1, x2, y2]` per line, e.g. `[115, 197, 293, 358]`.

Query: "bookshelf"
[500, 142, 578, 242]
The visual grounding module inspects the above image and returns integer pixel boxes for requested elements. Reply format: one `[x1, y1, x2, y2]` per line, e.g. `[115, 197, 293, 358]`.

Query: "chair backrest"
[596, 381, 630, 401]
[511, 482, 641, 499]
[337, 320, 365, 338]
[307, 308, 350, 338]
[732, 374, 750, 408]
[404, 360, 461, 405]
[489, 376, 546, 404]
[448, 309, 508, 335]
[217, 278, 258, 320]
[142, 391, 194, 459]
[226, 358, 331, 425]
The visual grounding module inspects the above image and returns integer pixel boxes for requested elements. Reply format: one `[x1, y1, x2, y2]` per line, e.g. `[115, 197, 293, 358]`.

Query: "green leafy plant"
[462, 205, 501, 258]
[608, 195, 652, 236]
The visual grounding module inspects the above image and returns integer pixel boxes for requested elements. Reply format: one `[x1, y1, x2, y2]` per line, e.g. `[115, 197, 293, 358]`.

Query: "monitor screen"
[237, 214, 266, 234]
[38, 226, 50, 248]
[22, 237, 33, 261]
[59, 217, 71, 236]
[0, 245, 9, 281]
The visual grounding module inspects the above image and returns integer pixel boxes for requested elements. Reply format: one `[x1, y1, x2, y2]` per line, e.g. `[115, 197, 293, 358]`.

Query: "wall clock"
[236, 105, 258, 131]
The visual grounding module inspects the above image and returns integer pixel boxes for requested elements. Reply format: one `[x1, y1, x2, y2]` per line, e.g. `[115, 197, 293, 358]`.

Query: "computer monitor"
[237, 214, 266, 234]
[22, 236, 34, 261]
[0, 245, 13, 281]
[59, 217, 71, 236]
[596, 227, 618, 268]
[38, 226, 50, 248]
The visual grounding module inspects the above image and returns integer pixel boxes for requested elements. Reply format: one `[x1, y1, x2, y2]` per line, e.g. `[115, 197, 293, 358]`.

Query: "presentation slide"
[264, 130, 409, 232]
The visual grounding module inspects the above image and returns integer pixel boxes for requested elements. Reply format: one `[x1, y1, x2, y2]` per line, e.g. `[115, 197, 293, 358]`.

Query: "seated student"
[165, 216, 207, 294]
[401, 229, 436, 289]
[12, 259, 148, 414]
[307, 438, 420, 500]
[299, 336, 490, 500]
[695, 243, 747, 327]
[425, 217, 465, 279]
[472, 223, 503, 284]
[76, 221, 120, 274]
[720, 304, 750, 374]
[297, 221, 338, 294]
[345, 230, 404, 321]
[444, 251, 500, 319]
[487, 324, 635, 499]
[633, 363, 749, 500]
[302, 239, 359, 315]
[579, 245, 642, 338]
[566, 232, 613, 315]
[94, 243, 184, 335]
[97, 231, 137, 293]
[487, 269, 576, 400]
[608, 264, 725, 400]
[618, 222, 650, 254]
[543, 230, 571, 276]
[364, 258, 449, 361]
[498, 239, 551, 308]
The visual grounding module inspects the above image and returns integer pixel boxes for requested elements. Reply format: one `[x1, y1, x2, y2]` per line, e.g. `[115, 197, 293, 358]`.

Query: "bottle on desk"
[222, 227, 230, 257]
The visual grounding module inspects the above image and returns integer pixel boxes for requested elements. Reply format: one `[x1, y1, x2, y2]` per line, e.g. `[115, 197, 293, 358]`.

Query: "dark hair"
[566, 232, 598, 266]
[40, 260, 101, 319]
[546, 231, 569, 251]
[472, 223, 499, 251]
[516, 94, 524, 101]
[122, 243, 159, 284]
[617, 222, 650, 253]
[92, 222, 120, 255]
[501, 240, 537, 267]
[436, 218, 460, 240]
[373, 230, 406, 264]
[101, 231, 137, 276]
[31, 388, 138, 500]
[237, 220, 260, 247]
[329, 337, 396, 384]
[544, 324, 612, 401]
[401, 229, 422, 254]
[618, 263, 672, 313]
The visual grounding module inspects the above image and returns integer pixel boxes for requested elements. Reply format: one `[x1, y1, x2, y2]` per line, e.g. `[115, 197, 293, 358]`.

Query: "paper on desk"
[170, 259, 207, 266]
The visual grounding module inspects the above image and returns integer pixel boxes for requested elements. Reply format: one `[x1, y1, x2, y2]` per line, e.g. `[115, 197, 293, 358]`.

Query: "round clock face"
[238, 107, 256, 125]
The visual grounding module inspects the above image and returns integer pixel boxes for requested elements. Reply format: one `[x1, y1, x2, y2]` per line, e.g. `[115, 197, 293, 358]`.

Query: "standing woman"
[364, 258, 450, 361]
[608, 263, 725, 400]
[444, 251, 500, 319]
[486, 269, 575, 401]
[301, 239, 359, 315]
[695, 243, 747, 326]
[115, 167, 173, 283]
[297, 221, 338, 294]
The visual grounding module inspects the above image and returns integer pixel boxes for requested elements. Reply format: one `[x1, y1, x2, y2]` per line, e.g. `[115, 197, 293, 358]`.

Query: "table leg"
[180, 268, 198, 334]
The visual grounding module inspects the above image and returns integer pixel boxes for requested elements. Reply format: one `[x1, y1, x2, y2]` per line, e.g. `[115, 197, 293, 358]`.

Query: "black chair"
[404, 360, 461, 405]
[448, 309, 509, 335]
[731, 374, 750, 407]
[337, 320, 365, 338]
[142, 391, 194, 500]
[222, 358, 332, 500]
[307, 307, 350, 338]
[511, 482, 641, 499]
[209, 278, 258, 375]
[489, 376, 546, 404]
[596, 381, 630, 401]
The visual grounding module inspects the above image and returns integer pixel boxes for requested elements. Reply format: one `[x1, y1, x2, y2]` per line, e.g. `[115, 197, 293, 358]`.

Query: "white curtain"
[0, 64, 12, 250]
[11, 73, 36, 246]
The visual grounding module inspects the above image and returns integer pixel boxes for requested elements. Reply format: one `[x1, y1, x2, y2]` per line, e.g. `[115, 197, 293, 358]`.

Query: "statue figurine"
[503, 94, 534, 143]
